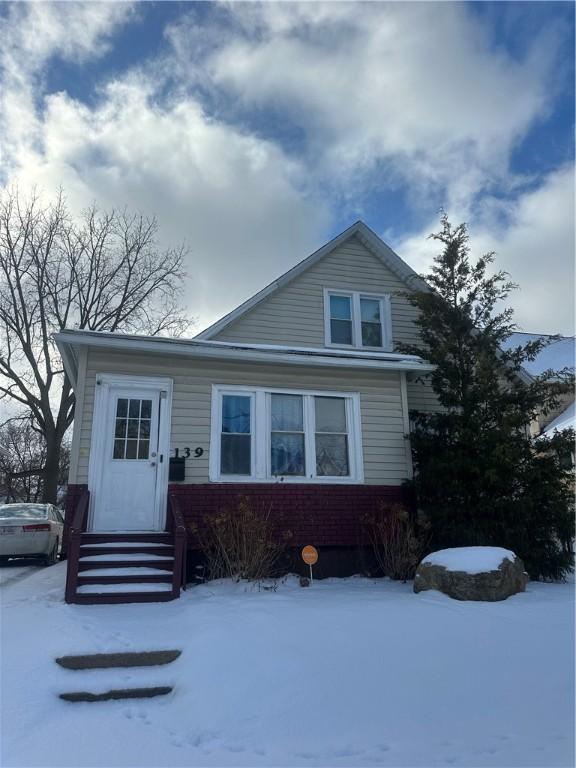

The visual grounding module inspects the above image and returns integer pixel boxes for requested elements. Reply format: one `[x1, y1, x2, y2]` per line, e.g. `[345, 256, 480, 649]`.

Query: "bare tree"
[0, 188, 190, 502]
[0, 417, 69, 503]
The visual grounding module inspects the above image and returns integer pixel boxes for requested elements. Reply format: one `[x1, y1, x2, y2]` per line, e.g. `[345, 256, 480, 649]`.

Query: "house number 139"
[173, 447, 203, 458]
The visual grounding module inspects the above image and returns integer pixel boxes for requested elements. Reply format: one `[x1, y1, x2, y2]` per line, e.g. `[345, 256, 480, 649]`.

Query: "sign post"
[301, 545, 319, 584]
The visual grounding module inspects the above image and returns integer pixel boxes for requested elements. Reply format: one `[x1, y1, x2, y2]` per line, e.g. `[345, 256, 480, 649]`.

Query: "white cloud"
[394, 164, 575, 335]
[197, 2, 558, 208]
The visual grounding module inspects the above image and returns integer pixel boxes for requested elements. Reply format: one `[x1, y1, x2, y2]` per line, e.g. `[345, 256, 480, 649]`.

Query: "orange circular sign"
[302, 545, 318, 565]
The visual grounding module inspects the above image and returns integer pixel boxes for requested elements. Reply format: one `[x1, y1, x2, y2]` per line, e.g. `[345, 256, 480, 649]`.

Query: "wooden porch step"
[80, 533, 173, 544]
[77, 574, 173, 586]
[79, 545, 175, 557]
[78, 557, 174, 572]
[70, 590, 176, 604]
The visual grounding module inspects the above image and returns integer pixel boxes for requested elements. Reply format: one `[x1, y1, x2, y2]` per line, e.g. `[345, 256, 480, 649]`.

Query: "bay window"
[210, 386, 363, 483]
[324, 289, 391, 350]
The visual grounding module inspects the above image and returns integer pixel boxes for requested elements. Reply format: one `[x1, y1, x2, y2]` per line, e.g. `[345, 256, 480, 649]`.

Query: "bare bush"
[363, 503, 430, 581]
[189, 498, 290, 582]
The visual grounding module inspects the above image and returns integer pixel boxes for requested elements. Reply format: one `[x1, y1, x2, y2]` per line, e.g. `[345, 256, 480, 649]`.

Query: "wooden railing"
[167, 494, 187, 595]
[64, 490, 90, 604]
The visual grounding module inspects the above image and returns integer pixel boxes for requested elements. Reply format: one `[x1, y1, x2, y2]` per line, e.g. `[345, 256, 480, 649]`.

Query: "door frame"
[87, 373, 173, 532]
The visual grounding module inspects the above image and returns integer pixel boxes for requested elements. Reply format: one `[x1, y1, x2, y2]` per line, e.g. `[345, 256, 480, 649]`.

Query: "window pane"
[221, 434, 251, 475]
[128, 399, 140, 418]
[315, 397, 347, 433]
[360, 298, 380, 323]
[113, 440, 125, 459]
[271, 394, 303, 431]
[271, 433, 305, 475]
[139, 419, 150, 439]
[330, 318, 353, 345]
[116, 398, 128, 418]
[361, 321, 382, 347]
[316, 434, 349, 476]
[140, 400, 152, 419]
[222, 395, 251, 434]
[125, 439, 138, 459]
[127, 418, 139, 439]
[138, 440, 150, 460]
[115, 419, 127, 438]
[330, 294, 351, 320]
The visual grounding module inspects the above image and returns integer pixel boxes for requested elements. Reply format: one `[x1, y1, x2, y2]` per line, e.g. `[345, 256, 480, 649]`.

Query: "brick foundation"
[65, 482, 408, 550]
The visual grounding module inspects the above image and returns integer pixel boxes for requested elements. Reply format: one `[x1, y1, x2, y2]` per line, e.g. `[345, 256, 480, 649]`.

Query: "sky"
[1, 1, 574, 335]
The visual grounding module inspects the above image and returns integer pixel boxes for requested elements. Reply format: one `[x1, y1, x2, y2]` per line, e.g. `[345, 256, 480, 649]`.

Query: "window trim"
[210, 385, 364, 484]
[323, 288, 392, 351]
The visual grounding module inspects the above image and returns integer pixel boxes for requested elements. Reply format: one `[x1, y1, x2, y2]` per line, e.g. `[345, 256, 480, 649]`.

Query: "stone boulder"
[414, 546, 529, 601]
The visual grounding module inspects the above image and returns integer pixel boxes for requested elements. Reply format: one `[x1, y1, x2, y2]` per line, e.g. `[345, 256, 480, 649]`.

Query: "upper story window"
[324, 290, 392, 350]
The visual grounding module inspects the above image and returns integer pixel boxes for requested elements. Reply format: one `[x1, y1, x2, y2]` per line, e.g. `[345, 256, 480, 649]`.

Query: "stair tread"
[80, 541, 174, 552]
[80, 554, 174, 562]
[77, 583, 173, 594]
[79, 567, 173, 577]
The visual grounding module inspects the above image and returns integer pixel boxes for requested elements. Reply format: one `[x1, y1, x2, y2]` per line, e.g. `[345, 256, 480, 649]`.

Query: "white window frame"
[209, 384, 364, 484]
[323, 288, 392, 351]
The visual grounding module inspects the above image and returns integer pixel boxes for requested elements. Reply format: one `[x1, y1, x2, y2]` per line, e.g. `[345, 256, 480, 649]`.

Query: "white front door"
[90, 382, 168, 532]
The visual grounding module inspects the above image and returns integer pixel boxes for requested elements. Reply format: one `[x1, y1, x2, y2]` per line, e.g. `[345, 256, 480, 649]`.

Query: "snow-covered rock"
[414, 546, 528, 601]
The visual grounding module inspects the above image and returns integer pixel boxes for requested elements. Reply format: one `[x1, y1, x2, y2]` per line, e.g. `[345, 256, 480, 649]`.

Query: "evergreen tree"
[398, 214, 574, 580]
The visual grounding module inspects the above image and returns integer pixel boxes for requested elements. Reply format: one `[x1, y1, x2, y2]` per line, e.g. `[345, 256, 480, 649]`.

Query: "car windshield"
[0, 504, 48, 520]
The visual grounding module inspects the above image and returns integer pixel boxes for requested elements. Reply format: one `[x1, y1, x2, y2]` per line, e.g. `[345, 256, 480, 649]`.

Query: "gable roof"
[196, 220, 428, 340]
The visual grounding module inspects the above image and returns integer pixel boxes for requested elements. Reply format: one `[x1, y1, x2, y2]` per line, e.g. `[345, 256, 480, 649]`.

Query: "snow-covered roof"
[541, 401, 576, 438]
[500, 333, 575, 378]
[54, 328, 435, 388]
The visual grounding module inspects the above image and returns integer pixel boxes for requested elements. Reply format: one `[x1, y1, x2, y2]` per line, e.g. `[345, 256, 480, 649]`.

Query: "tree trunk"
[43, 435, 61, 504]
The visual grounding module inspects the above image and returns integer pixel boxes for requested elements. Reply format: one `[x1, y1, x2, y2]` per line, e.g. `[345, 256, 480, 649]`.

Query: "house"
[55, 221, 456, 604]
[500, 332, 575, 437]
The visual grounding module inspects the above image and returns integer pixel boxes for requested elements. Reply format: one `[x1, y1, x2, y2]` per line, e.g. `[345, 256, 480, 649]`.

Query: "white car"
[0, 503, 64, 566]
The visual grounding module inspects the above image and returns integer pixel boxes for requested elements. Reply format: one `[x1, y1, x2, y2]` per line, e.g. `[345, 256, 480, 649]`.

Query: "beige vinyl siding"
[406, 375, 444, 413]
[213, 235, 422, 348]
[75, 348, 412, 486]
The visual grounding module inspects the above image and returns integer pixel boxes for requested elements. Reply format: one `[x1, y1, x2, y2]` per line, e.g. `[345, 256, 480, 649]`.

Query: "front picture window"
[211, 387, 362, 483]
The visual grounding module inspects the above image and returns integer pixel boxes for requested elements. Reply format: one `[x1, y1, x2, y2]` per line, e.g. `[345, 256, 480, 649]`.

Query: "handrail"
[65, 490, 90, 603]
[167, 494, 187, 594]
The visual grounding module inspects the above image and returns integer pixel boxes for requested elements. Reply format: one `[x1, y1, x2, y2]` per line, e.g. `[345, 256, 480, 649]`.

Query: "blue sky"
[1, 1, 574, 333]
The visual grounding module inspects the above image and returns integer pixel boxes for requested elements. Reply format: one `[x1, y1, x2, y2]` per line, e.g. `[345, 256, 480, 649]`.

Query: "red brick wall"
[169, 483, 408, 548]
[65, 482, 409, 549]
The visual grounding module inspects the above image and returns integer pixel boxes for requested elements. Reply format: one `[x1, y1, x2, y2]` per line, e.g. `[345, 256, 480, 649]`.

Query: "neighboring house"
[54, 220, 528, 604]
[501, 333, 575, 437]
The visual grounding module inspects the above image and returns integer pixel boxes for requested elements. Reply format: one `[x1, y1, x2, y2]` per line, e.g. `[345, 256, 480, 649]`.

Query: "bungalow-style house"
[56, 221, 453, 604]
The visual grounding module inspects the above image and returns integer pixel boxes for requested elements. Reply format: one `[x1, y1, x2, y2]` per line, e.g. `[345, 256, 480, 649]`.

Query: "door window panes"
[271, 394, 305, 475]
[113, 398, 152, 460]
[221, 395, 251, 475]
[314, 396, 349, 476]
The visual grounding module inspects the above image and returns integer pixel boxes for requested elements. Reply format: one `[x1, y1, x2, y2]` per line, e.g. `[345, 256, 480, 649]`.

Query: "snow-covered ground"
[1, 564, 574, 768]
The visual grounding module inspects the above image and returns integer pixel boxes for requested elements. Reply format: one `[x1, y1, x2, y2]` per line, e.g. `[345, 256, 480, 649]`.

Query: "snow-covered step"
[79, 567, 173, 577]
[81, 542, 173, 549]
[79, 553, 174, 562]
[77, 583, 174, 594]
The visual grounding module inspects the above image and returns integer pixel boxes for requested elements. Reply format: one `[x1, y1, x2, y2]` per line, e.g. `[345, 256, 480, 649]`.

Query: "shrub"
[189, 497, 289, 582]
[363, 503, 430, 581]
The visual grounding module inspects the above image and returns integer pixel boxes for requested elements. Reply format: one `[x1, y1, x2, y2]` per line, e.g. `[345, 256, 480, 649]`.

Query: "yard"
[1, 563, 574, 768]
